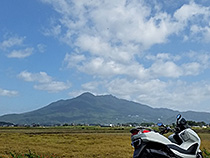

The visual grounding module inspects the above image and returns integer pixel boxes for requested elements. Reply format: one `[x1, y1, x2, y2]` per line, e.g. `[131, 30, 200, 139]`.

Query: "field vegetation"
[0, 126, 209, 158]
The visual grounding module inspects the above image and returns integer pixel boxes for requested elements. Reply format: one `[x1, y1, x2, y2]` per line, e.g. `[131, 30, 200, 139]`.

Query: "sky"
[1, 0, 210, 116]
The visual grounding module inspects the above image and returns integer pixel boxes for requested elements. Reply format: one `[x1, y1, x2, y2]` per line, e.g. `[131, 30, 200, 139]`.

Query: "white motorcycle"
[130, 114, 203, 158]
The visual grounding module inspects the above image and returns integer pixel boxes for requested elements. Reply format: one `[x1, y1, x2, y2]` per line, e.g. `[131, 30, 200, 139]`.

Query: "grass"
[200, 133, 210, 150]
[0, 127, 209, 158]
[0, 127, 133, 158]
[9, 150, 57, 158]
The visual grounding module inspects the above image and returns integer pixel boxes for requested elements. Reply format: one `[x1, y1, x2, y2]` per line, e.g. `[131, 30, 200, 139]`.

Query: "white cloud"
[87, 78, 210, 111]
[42, 0, 210, 63]
[81, 81, 100, 92]
[7, 48, 34, 59]
[150, 61, 183, 78]
[73, 57, 150, 80]
[75, 34, 136, 63]
[45, 0, 210, 80]
[182, 62, 201, 75]
[0, 88, 18, 97]
[18, 71, 52, 83]
[174, 2, 210, 22]
[64, 53, 86, 68]
[64, 50, 210, 80]
[0, 36, 25, 50]
[79, 58, 123, 77]
[76, 35, 110, 56]
[0, 35, 35, 58]
[18, 71, 70, 93]
[146, 52, 210, 78]
[190, 24, 210, 42]
[43, 24, 62, 37]
[37, 44, 46, 53]
[42, 0, 183, 52]
[34, 81, 70, 93]
[146, 53, 181, 61]
[174, 2, 210, 42]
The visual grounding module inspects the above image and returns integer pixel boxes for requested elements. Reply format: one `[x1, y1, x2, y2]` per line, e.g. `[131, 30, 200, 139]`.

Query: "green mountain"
[0, 92, 210, 125]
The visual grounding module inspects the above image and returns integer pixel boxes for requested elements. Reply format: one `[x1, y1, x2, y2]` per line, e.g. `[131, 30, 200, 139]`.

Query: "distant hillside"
[0, 92, 210, 125]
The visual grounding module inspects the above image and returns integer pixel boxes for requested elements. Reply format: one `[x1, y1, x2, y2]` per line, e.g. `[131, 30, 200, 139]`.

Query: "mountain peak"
[78, 92, 95, 98]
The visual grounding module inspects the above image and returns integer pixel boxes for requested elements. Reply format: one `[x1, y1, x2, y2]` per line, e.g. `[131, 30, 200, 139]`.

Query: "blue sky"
[1, 0, 210, 115]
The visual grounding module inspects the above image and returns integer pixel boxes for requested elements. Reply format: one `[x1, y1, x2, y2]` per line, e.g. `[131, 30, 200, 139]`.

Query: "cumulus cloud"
[18, 71, 71, 93]
[64, 53, 86, 68]
[46, 1, 210, 79]
[75, 77, 210, 111]
[81, 81, 100, 92]
[43, 0, 180, 49]
[34, 81, 70, 93]
[146, 52, 210, 78]
[18, 71, 52, 83]
[174, 2, 208, 22]
[0, 88, 18, 97]
[173, 2, 210, 42]
[150, 61, 182, 78]
[100, 78, 210, 111]
[7, 48, 34, 58]
[0, 36, 25, 50]
[0, 34, 45, 58]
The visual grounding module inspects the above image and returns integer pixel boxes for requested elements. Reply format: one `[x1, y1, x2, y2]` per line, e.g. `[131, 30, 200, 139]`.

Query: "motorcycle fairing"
[133, 141, 180, 158]
[132, 129, 200, 158]
[133, 143, 146, 158]
[167, 143, 198, 155]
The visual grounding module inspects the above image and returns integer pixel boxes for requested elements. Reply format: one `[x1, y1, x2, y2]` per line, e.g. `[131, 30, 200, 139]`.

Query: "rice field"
[0, 127, 209, 158]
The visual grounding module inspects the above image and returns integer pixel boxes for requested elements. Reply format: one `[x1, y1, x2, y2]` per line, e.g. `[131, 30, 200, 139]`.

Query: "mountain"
[0, 92, 210, 125]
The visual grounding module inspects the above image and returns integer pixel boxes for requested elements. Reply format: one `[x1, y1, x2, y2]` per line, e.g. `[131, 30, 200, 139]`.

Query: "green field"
[0, 127, 209, 158]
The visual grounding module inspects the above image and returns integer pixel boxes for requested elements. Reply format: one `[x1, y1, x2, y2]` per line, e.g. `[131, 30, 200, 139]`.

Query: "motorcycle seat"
[167, 143, 198, 155]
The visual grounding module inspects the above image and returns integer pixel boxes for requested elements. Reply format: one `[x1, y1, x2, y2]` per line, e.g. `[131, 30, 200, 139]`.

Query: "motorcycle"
[130, 114, 203, 158]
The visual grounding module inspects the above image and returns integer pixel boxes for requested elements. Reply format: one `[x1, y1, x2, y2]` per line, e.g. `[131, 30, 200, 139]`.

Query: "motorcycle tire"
[196, 153, 203, 158]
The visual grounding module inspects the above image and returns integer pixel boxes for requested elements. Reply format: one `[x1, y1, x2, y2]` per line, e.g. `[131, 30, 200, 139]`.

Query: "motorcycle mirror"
[157, 122, 163, 127]
[176, 114, 181, 120]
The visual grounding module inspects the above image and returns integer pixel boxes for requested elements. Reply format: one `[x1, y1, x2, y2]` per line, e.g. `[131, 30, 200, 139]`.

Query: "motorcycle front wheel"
[196, 152, 203, 158]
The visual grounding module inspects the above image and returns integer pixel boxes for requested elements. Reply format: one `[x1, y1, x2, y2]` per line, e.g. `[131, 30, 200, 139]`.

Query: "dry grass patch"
[0, 130, 133, 158]
[0, 127, 209, 158]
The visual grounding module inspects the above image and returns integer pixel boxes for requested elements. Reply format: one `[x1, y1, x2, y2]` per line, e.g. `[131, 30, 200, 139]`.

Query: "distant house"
[100, 124, 114, 127]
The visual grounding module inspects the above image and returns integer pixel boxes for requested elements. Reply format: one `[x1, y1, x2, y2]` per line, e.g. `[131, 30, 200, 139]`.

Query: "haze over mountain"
[0, 92, 210, 125]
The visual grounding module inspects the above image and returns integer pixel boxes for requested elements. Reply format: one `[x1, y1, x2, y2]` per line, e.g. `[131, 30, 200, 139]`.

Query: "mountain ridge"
[0, 92, 209, 125]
